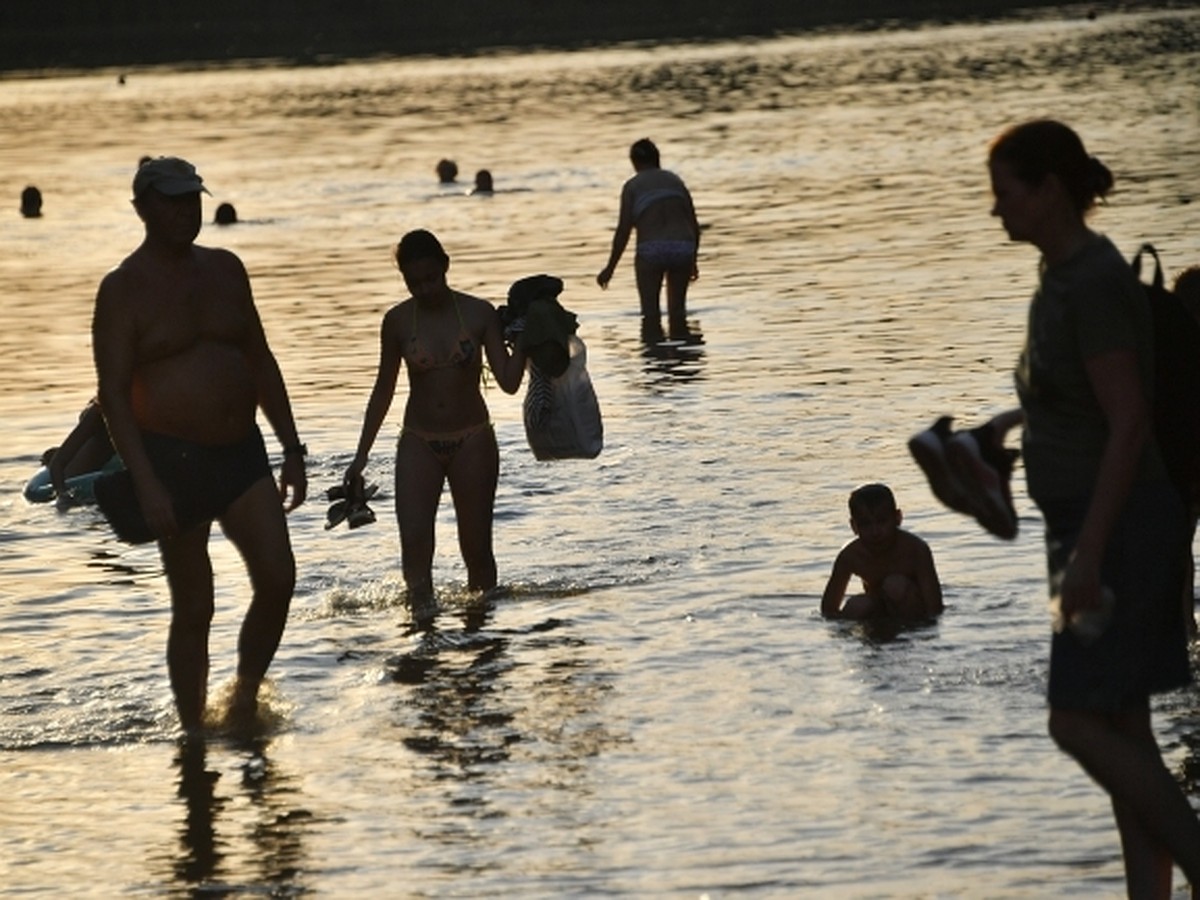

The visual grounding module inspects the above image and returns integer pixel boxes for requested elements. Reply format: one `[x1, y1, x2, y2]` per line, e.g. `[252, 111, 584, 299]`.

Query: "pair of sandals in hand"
[325, 474, 379, 530]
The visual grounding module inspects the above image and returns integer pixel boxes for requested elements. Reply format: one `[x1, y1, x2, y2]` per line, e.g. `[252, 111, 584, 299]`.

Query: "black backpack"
[1133, 243, 1200, 506]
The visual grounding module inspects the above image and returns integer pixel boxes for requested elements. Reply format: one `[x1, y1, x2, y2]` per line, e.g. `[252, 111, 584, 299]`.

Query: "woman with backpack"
[976, 119, 1200, 896]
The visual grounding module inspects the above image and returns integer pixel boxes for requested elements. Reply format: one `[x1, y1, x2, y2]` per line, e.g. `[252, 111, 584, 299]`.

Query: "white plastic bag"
[524, 336, 603, 460]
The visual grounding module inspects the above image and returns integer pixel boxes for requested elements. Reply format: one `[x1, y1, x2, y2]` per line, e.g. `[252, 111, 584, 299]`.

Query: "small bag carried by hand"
[524, 335, 603, 460]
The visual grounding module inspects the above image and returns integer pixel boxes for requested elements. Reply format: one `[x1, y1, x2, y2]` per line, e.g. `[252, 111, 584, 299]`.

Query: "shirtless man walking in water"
[92, 157, 307, 733]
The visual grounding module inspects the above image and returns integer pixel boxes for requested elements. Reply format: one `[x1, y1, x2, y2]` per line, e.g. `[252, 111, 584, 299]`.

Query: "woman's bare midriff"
[403, 366, 490, 434]
[132, 340, 258, 445]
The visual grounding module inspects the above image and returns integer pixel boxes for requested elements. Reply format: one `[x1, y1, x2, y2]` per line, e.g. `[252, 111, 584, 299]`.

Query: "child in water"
[44, 398, 117, 497]
[821, 483, 944, 620]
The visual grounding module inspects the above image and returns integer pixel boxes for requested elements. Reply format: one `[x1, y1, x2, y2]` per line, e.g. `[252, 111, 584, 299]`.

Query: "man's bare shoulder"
[196, 243, 243, 263]
[190, 244, 249, 282]
[102, 243, 242, 277]
[96, 251, 147, 305]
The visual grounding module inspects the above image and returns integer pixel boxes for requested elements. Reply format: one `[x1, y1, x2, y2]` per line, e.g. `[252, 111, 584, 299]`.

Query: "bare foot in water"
[408, 591, 438, 632]
[222, 678, 261, 735]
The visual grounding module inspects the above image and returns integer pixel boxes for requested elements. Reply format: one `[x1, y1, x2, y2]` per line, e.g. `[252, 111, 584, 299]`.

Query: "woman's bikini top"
[405, 294, 477, 374]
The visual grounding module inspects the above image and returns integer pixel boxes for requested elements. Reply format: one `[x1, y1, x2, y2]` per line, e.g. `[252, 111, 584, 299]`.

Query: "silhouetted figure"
[597, 138, 701, 340]
[214, 202, 238, 225]
[436, 159, 458, 184]
[92, 155, 306, 734]
[342, 229, 527, 610]
[983, 118, 1200, 892]
[20, 185, 42, 218]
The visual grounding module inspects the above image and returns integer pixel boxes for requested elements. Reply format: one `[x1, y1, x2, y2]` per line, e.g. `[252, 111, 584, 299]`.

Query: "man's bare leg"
[219, 477, 296, 725]
[159, 523, 216, 733]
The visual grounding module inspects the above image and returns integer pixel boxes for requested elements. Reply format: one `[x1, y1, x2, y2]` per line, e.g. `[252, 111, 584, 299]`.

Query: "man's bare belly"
[133, 340, 258, 445]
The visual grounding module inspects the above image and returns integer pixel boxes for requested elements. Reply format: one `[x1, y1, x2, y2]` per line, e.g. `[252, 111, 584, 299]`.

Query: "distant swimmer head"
[630, 138, 660, 169]
[214, 202, 238, 225]
[20, 185, 42, 218]
[436, 158, 459, 183]
[473, 169, 493, 193]
[133, 156, 212, 201]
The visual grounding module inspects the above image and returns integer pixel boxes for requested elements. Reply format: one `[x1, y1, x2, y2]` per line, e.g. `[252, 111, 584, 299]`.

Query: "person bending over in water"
[597, 138, 701, 341]
[92, 156, 307, 734]
[343, 229, 526, 612]
[821, 483, 943, 620]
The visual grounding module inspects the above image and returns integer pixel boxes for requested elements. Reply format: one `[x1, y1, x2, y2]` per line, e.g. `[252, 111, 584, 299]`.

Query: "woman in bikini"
[597, 138, 701, 341]
[344, 229, 526, 605]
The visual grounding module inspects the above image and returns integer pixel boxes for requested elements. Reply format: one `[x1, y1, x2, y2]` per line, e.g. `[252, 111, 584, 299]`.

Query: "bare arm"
[1059, 348, 1149, 617]
[984, 407, 1025, 448]
[482, 304, 526, 394]
[684, 187, 701, 280]
[597, 186, 635, 289]
[820, 550, 854, 618]
[915, 541, 944, 617]
[345, 307, 404, 481]
[93, 269, 178, 537]
[233, 257, 306, 511]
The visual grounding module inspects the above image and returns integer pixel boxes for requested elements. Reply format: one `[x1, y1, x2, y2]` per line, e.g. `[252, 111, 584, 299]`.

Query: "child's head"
[848, 483, 901, 544]
[849, 483, 896, 517]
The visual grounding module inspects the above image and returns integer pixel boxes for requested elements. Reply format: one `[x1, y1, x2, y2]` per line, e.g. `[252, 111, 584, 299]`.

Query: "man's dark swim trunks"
[95, 426, 271, 544]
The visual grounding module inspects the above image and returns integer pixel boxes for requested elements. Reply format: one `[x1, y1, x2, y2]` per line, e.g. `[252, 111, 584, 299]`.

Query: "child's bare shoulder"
[895, 529, 936, 561]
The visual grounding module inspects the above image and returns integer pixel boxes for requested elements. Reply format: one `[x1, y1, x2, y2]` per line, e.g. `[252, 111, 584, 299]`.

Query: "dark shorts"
[1041, 479, 1191, 712]
[94, 426, 271, 544]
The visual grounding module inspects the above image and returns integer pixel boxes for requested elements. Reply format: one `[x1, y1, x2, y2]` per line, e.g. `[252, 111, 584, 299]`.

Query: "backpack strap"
[1131, 242, 1165, 291]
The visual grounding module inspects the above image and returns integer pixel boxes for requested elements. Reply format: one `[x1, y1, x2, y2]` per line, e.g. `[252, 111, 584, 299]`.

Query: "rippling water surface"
[2, 9, 1200, 897]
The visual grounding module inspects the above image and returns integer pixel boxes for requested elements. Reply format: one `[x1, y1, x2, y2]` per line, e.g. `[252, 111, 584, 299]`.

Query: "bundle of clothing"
[499, 275, 603, 460]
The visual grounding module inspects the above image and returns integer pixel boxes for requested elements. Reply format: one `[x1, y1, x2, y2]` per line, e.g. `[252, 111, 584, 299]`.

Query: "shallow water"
[2, 8, 1200, 897]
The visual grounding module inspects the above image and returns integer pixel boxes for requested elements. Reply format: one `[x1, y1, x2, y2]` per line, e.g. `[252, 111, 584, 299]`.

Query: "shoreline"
[0, 1, 1179, 77]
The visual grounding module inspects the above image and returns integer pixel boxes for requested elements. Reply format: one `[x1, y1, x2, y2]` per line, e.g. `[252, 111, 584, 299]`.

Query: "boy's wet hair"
[848, 482, 896, 518]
